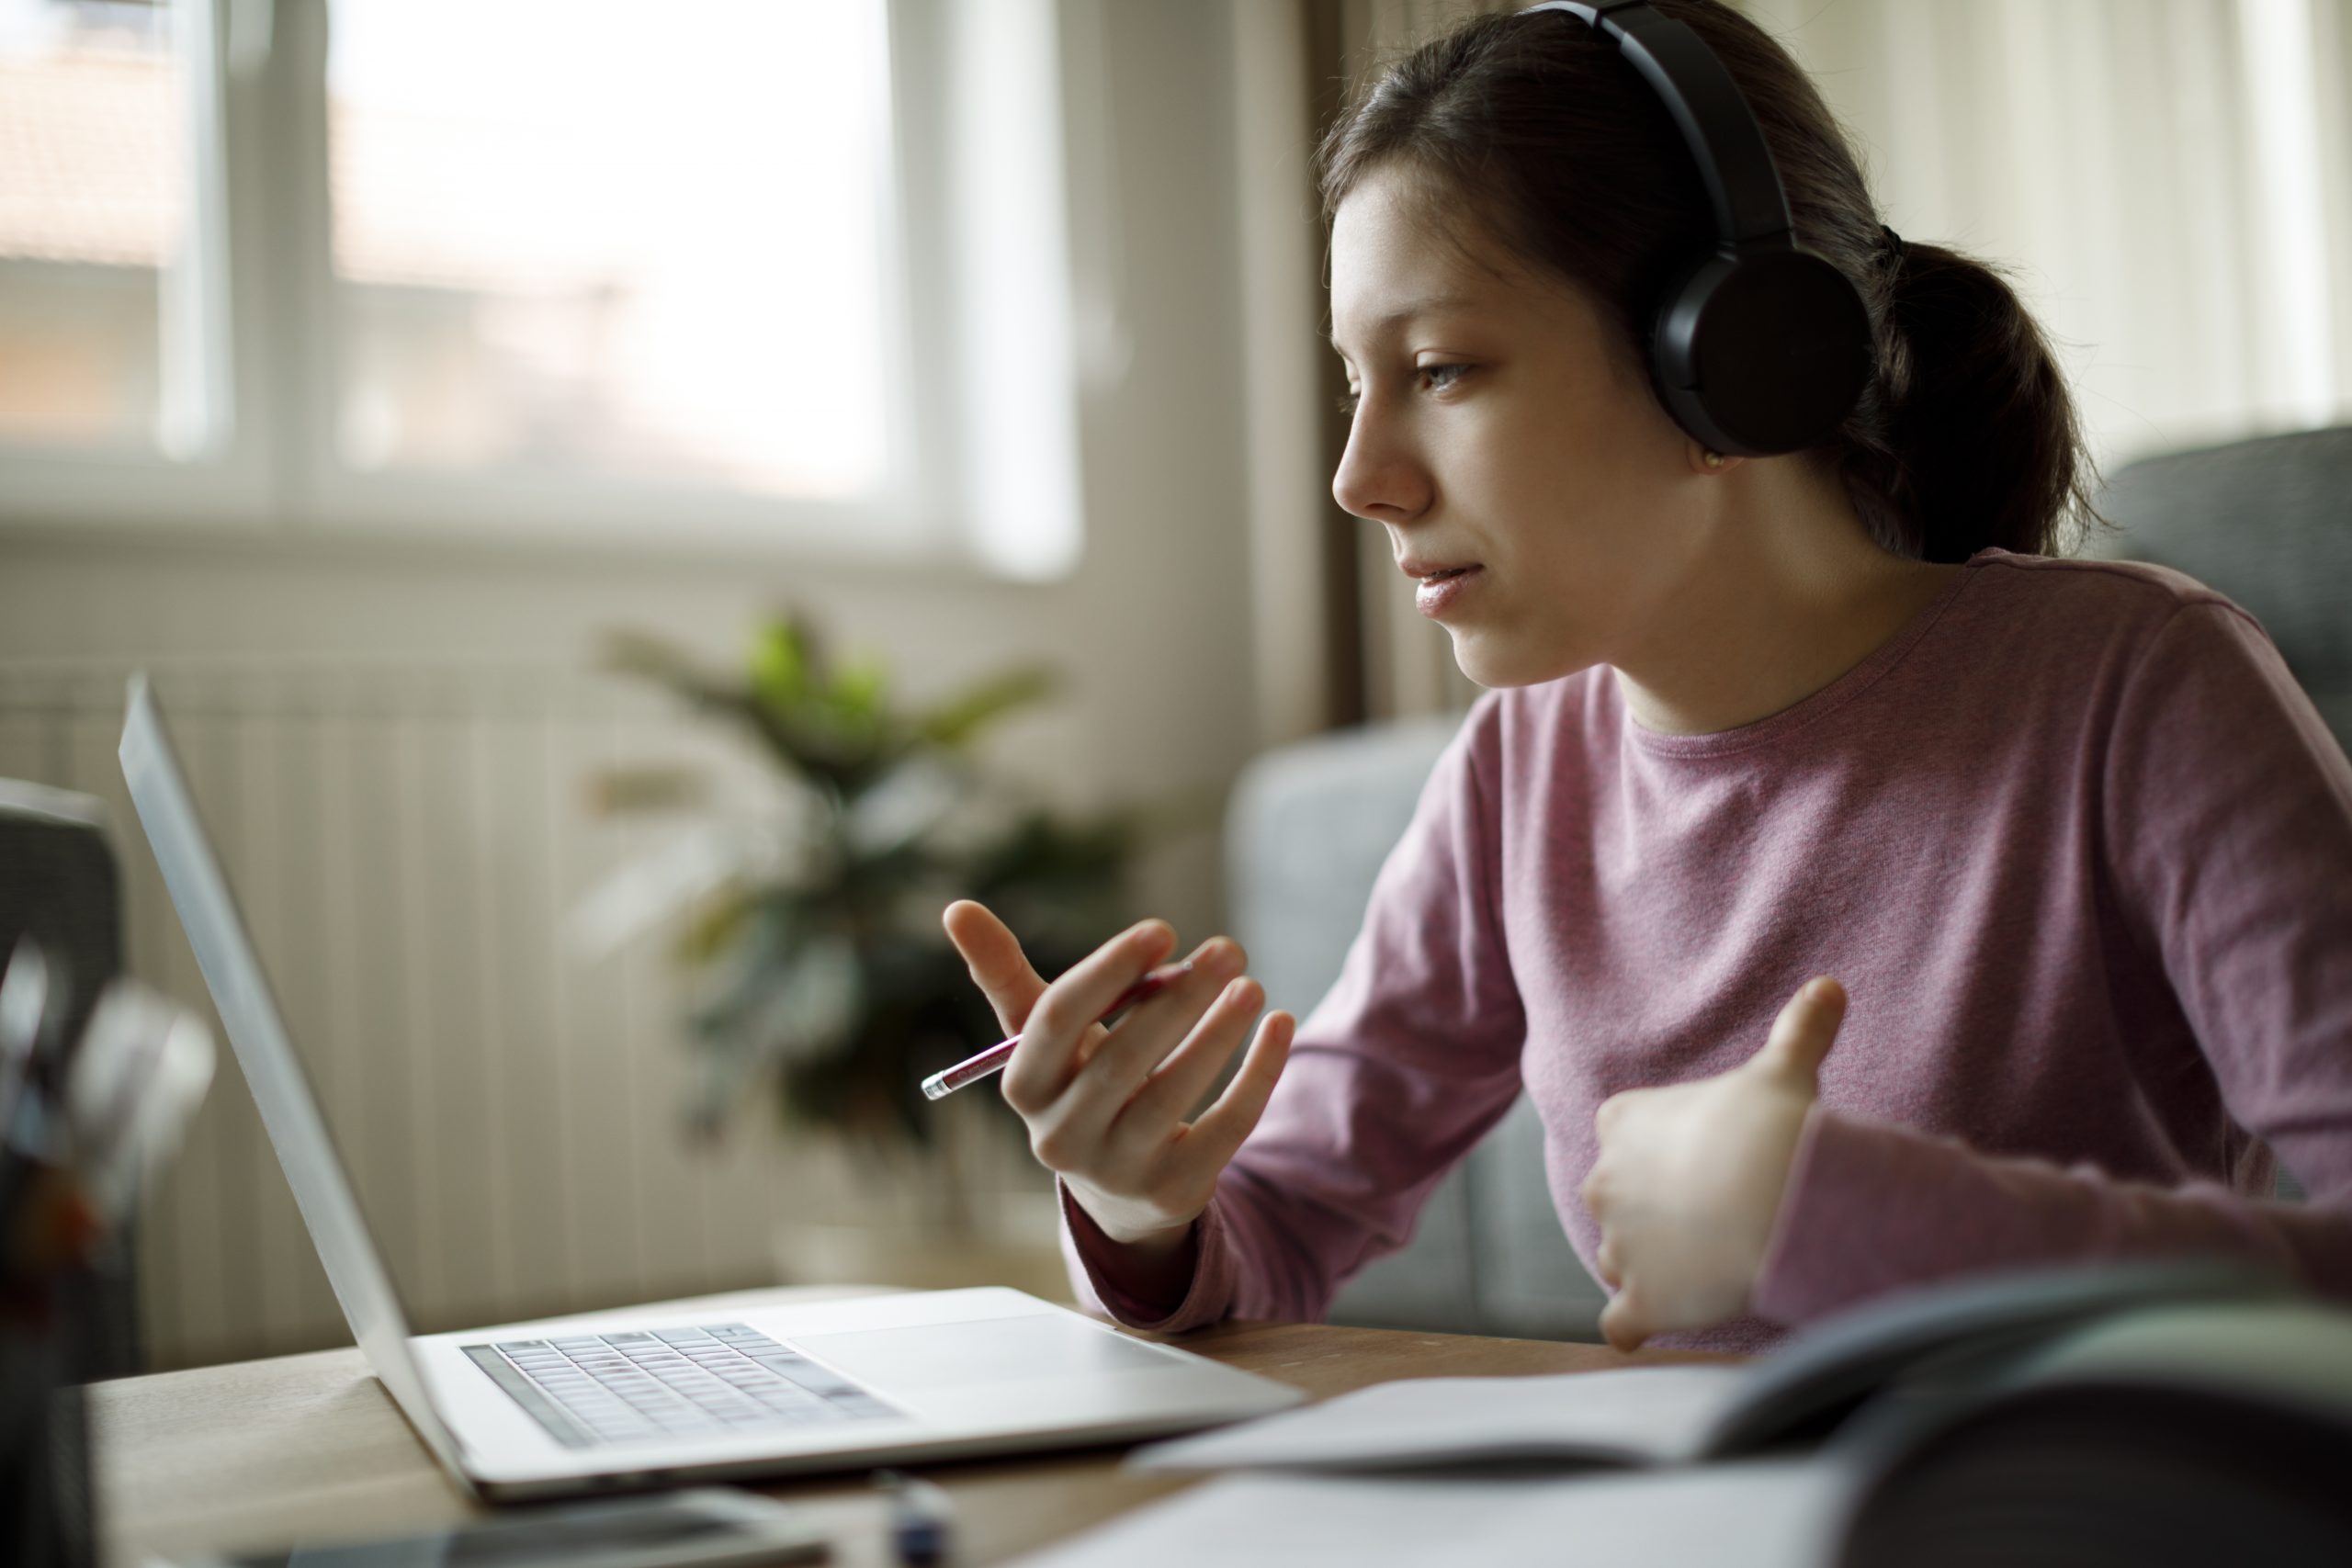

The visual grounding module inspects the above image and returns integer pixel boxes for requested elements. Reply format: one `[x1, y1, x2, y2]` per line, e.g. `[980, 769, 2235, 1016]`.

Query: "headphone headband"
[1514, 1, 1874, 456]
[1521, 1, 1793, 251]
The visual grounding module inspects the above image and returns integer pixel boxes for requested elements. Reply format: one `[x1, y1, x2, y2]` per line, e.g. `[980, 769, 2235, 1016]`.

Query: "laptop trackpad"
[791, 1314, 1182, 1391]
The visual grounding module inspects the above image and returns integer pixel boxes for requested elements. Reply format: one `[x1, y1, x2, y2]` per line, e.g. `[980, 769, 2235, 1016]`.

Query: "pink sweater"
[1060, 549, 2352, 1351]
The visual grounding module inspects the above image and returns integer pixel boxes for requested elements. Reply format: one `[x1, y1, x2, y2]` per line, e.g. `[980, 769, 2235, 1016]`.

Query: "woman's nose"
[1330, 401, 1430, 524]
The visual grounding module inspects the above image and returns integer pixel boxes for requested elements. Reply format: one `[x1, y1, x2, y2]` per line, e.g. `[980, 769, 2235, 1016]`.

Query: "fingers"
[942, 900, 1052, 1037]
[1599, 1287, 1653, 1353]
[1000, 918, 1179, 1112]
[1171, 1009, 1295, 1176]
[1747, 976, 1847, 1088]
[1105, 974, 1269, 1141]
[1045, 943, 1250, 1144]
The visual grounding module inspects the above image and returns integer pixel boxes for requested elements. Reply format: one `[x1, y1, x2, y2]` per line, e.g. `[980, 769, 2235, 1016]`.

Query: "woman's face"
[1329, 164, 1716, 689]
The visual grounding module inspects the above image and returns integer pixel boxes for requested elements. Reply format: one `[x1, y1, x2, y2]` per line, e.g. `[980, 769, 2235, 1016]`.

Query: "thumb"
[942, 899, 1051, 1035]
[1599, 1286, 1654, 1353]
[1749, 976, 1847, 1089]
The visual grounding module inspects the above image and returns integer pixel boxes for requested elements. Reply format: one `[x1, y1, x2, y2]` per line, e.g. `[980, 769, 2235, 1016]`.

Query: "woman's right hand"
[941, 900, 1295, 1253]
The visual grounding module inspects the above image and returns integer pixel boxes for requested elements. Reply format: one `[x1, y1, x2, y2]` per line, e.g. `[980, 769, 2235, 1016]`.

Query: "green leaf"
[672, 886, 755, 967]
[750, 617, 815, 709]
[585, 763, 711, 816]
[830, 656, 889, 722]
[601, 628, 708, 689]
[915, 666, 1059, 750]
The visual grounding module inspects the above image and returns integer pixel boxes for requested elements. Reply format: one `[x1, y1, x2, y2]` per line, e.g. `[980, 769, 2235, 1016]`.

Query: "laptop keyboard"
[461, 1322, 901, 1450]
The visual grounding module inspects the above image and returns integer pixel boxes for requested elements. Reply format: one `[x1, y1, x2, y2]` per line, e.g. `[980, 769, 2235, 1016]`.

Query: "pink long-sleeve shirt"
[1059, 548, 2352, 1351]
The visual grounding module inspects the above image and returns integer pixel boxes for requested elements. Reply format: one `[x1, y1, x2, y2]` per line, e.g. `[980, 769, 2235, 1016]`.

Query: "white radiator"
[0, 659, 1043, 1370]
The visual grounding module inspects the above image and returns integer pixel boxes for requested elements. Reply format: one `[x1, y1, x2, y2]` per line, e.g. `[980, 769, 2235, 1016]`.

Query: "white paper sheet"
[1125, 1365, 1751, 1472]
[1011, 1460, 1849, 1568]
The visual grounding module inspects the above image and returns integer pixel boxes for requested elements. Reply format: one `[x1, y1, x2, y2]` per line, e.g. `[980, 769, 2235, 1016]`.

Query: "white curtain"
[1748, 0, 2352, 463]
[1237, 0, 2352, 730]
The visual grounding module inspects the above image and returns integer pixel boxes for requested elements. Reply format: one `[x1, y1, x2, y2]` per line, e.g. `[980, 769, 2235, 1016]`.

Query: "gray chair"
[1226, 717, 1608, 1341]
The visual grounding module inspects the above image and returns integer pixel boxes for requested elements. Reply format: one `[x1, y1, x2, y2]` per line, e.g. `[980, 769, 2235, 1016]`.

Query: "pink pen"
[922, 959, 1196, 1100]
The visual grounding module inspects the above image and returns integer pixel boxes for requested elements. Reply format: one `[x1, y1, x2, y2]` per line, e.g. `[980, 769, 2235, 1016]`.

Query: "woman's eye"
[1334, 365, 1465, 418]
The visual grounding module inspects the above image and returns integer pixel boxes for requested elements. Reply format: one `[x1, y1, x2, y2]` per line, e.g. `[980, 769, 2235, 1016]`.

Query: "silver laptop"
[119, 674, 1303, 1501]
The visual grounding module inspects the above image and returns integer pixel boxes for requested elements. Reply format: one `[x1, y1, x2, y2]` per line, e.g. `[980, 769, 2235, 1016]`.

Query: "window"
[0, 0, 228, 462]
[328, 1, 893, 501]
[0, 0, 1089, 576]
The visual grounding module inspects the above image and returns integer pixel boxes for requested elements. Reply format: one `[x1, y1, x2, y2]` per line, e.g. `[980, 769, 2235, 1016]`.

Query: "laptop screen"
[119, 673, 469, 1476]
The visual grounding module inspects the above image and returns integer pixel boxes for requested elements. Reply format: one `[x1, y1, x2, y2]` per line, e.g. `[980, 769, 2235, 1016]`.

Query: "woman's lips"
[1414, 564, 1483, 618]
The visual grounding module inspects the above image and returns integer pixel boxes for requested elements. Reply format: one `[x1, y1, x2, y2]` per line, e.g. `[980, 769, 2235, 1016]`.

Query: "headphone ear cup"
[1649, 248, 1875, 457]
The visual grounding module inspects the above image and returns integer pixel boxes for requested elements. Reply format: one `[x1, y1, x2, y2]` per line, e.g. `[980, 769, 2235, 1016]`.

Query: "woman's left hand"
[1581, 977, 1849, 1351]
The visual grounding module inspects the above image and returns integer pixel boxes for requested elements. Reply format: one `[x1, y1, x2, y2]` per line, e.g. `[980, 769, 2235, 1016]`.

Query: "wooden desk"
[92, 1288, 1725, 1567]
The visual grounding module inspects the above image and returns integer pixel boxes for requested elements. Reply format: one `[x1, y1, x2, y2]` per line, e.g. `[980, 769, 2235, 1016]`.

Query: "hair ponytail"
[1316, 0, 2109, 562]
[1858, 241, 2105, 560]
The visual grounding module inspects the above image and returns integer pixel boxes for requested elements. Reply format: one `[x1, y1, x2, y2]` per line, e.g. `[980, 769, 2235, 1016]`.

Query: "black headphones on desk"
[1519, 1, 1874, 457]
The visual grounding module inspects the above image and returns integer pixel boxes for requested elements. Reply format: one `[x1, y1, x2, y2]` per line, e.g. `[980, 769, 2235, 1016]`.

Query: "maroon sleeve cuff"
[1746, 1105, 2316, 1328]
[1748, 1105, 2025, 1326]
[1056, 1179, 1236, 1334]
[1747, 1102, 1843, 1325]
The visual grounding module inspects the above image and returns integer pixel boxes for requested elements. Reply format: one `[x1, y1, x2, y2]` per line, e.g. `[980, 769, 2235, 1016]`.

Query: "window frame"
[0, 0, 1088, 577]
[0, 0, 270, 531]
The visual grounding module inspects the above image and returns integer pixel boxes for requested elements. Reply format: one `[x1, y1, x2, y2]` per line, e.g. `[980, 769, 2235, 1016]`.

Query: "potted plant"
[580, 614, 1160, 1287]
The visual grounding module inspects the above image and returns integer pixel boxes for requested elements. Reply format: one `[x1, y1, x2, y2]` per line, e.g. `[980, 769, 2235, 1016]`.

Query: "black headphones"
[1520, 1, 1873, 457]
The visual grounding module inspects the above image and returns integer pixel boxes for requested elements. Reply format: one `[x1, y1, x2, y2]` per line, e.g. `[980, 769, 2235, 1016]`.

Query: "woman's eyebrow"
[1326, 292, 1485, 354]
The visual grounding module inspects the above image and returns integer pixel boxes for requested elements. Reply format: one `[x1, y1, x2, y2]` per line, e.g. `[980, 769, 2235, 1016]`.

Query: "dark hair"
[1315, 1, 2108, 563]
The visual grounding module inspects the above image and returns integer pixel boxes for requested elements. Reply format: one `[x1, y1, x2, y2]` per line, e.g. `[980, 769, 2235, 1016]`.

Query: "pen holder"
[2, 1240, 100, 1568]
[1, 934, 193, 1568]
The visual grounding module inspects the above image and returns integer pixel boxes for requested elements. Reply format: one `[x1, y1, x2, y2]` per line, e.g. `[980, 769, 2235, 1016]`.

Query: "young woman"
[944, 0, 2352, 1352]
